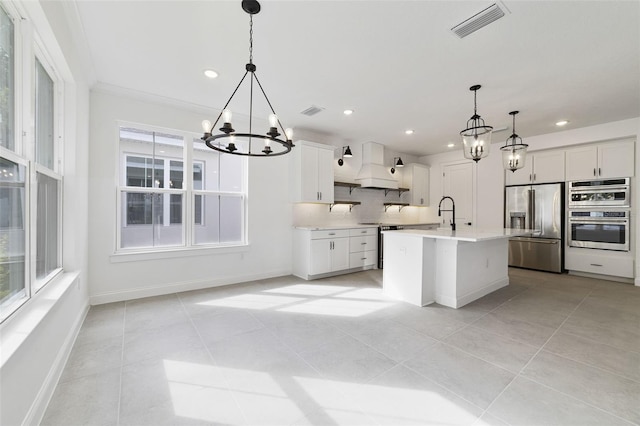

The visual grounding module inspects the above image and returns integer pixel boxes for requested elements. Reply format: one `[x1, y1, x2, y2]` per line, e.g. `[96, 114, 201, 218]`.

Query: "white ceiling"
[72, 0, 640, 156]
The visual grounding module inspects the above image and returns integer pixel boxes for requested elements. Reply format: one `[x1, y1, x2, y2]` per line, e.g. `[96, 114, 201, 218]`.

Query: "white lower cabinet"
[293, 227, 377, 280]
[565, 248, 634, 279]
[349, 228, 377, 268]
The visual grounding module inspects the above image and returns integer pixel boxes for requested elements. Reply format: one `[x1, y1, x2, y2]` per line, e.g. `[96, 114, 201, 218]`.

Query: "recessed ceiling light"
[447, 143, 455, 148]
[556, 120, 569, 126]
[204, 69, 219, 79]
[405, 129, 414, 135]
[343, 109, 354, 115]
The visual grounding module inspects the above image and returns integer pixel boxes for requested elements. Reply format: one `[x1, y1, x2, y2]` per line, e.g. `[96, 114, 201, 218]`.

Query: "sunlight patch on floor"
[278, 298, 393, 317]
[264, 284, 354, 296]
[196, 293, 304, 310]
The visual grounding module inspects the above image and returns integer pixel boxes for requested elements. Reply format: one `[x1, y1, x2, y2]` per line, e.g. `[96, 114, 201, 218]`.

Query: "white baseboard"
[89, 268, 292, 305]
[438, 277, 509, 309]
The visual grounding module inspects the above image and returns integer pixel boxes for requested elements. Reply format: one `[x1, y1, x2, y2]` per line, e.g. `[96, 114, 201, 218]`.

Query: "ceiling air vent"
[300, 105, 325, 116]
[451, 3, 506, 38]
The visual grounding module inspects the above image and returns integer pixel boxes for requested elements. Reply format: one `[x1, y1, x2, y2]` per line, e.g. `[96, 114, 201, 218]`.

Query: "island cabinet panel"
[565, 139, 635, 180]
[291, 140, 335, 203]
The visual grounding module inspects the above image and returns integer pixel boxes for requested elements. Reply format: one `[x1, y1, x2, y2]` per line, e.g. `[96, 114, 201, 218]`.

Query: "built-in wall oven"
[568, 178, 630, 208]
[567, 177, 631, 252]
[568, 210, 630, 251]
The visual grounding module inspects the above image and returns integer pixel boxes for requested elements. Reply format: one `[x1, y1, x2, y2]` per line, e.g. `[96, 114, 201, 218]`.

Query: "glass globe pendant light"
[500, 111, 529, 172]
[460, 84, 493, 162]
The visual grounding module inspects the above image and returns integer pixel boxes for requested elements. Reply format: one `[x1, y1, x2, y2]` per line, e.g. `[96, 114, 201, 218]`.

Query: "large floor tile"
[76, 302, 125, 345]
[470, 311, 556, 348]
[124, 293, 190, 334]
[544, 331, 640, 382]
[522, 350, 640, 424]
[560, 311, 640, 353]
[443, 326, 538, 374]
[59, 335, 123, 383]
[488, 376, 631, 426]
[404, 342, 514, 409]
[346, 364, 483, 425]
[206, 327, 318, 377]
[41, 369, 121, 426]
[348, 318, 437, 363]
[389, 306, 469, 340]
[191, 309, 265, 345]
[123, 320, 206, 365]
[300, 335, 397, 383]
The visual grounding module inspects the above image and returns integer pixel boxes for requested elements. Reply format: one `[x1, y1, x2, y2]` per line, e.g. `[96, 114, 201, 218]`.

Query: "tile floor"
[42, 268, 640, 426]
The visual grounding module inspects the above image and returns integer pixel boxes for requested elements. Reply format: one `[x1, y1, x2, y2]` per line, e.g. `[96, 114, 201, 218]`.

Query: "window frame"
[0, 3, 64, 322]
[115, 122, 247, 255]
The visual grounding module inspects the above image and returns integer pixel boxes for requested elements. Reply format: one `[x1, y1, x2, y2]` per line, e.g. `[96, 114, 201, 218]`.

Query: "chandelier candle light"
[201, 0, 294, 156]
[500, 110, 529, 172]
[460, 84, 493, 162]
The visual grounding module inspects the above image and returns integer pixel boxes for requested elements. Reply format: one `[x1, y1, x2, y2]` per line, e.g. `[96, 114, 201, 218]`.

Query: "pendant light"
[337, 146, 353, 166]
[390, 157, 404, 174]
[460, 84, 493, 162]
[201, 0, 294, 156]
[500, 111, 529, 172]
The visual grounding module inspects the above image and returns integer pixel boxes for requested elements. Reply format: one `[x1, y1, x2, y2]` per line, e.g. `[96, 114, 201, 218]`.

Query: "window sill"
[0, 271, 80, 368]
[110, 243, 250, 263]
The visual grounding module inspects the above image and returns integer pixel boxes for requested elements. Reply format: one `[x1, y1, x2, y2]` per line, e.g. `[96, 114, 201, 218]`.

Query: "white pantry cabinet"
[401, 163, 430, 206]
[293, 227, 378, 280]
[505, 150, 565, 185]
[565, 139, 635, 180]
[291, 140, 334, 203]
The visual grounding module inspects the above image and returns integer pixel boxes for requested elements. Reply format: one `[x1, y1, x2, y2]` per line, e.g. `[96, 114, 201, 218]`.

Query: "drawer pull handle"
[328, 233, 336, 235]
[590, 263, 603, 267]
[361, 257, 367, 260]
[361, 230, 367, 233]
[361, 242, 367, 245]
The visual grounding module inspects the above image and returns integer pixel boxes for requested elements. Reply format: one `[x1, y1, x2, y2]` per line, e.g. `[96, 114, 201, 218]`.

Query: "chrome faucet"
[438, 196, 456, 231]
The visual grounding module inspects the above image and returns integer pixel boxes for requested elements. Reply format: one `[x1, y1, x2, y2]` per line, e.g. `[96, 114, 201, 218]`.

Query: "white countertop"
[294, 224, 379, 231]
[382, 228, 534, 242]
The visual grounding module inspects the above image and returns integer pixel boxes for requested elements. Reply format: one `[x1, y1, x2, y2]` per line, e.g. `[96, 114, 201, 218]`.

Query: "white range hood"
[355, 142, 398, 189]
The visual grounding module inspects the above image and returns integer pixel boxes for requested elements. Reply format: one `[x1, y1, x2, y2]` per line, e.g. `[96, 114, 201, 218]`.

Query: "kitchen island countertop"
[382, 228, 533, 242]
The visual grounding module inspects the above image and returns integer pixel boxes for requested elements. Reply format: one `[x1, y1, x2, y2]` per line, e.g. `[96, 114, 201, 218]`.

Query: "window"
[117, 127, 245, 251]
[0, 5, 63, 321]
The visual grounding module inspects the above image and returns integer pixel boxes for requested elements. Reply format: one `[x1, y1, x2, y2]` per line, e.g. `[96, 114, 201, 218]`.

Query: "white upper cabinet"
[401, 163, 430, 206]
[565, 139, 635, 180]
[505, 150, 565, 185]
[291, 140, 335, 203]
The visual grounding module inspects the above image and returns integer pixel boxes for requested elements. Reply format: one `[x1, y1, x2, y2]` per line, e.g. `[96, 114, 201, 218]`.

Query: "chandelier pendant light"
[201, 0, 294, 156]
[460, 84, 493, 162]
[500, 110, 529, 172]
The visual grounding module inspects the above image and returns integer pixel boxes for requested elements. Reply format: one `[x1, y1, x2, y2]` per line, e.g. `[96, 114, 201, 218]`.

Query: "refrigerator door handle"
[527, 189, 535, 229]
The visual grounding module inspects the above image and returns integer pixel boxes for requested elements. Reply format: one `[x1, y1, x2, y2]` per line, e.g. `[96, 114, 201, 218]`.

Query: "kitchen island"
[382, 228, 531, 308]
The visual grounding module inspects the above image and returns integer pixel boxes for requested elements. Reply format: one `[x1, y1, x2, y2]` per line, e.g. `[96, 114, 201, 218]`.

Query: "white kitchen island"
[382, 228, 530, 308]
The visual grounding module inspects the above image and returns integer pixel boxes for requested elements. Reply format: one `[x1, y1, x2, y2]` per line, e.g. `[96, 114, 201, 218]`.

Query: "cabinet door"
[565, 145, 598, 181]
[505, 160, 533, 186]
[533, 150, 565, 183]
[598, 140, 635, 178]
[316, 147, 335, 203]
[414, 165, 429, 206]
[309, 239, 332, 275]
[300, 144, 320, 202]
[331, 238, 350, 271]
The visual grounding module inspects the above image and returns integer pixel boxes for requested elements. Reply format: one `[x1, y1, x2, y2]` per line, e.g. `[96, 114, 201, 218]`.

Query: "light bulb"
[285, 128, 294, 140]
[269, 113, 278, 128]
[201, 120, 212, 132]
[222, 109, 232, 123]
[265, 139, 271, 147]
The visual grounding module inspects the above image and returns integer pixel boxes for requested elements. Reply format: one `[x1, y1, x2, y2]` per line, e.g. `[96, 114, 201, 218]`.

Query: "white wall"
[0, 2, 91, 425]
[88, 89, 292, 303]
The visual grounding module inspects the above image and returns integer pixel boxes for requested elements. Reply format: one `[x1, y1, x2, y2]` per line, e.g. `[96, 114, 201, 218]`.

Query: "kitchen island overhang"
[382, 228, 533, 309]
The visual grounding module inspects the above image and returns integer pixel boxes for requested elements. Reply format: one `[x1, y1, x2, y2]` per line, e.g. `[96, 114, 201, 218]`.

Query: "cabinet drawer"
[349, 227, 377, 237]
[350, 235, 377, 252]
[310, 229, 350, 240]
[349, 250, 376, 268]
[565, 250, 634, 278]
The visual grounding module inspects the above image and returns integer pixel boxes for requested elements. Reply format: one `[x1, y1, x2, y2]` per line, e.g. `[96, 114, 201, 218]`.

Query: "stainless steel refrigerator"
[505, 183, 564, 273]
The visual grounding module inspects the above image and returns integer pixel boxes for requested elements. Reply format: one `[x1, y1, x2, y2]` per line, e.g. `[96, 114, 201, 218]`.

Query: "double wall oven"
[567, 178, 631, 252]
